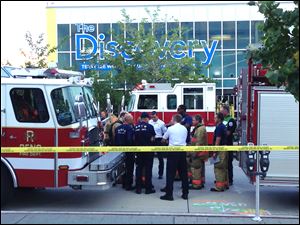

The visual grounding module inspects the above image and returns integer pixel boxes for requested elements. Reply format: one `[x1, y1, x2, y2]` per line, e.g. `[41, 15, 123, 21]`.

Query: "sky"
[1, 1, 48, 66]
[1, 1, 294, 67]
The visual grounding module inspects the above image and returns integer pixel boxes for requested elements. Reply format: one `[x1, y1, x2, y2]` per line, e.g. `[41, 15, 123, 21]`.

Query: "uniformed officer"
[160, 114, 189, 201]
[221, 105, 237, 186]
[187, 115, 208, 190]
[115, 113, 135, 191]
[211, 112, 228, 192]
[134, 112, 156, 194]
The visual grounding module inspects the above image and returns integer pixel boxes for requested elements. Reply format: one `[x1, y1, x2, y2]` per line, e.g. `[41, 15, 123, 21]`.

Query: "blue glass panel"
[58, 53, 70, 69]
[181, 22, 193, 41]
[98, 23, 111, 41]
[57, 24, 70, 51]
[223, 79, 236, 88]
[237, 21, 249, 49]
[223, 21, 235, 49]
[237, 50, 248, 76]
[209, 22, 221, 49]
[251, 21, 263, 44]
[154, 22, 166, 42]
[209, 51, 221, 78]
[195, 22, 207, 41]
[167, 22, 179, 37]
[223, 51, 236, 78]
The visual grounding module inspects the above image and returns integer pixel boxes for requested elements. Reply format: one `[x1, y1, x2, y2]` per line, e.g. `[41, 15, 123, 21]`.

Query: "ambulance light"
[149, 85, 155, 88]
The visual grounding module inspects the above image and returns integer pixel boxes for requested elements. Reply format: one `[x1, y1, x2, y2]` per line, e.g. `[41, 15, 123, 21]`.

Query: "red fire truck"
[1, 67, 125, 206]
[236, 59, 299, 186]
[127, 81, 216, 144]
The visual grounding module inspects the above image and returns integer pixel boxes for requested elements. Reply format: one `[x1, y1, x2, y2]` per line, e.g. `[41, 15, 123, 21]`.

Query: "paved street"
[1, 159, 299, 224]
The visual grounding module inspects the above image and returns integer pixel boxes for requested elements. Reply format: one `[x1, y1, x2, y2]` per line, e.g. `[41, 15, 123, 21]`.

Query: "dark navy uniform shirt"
[115, 124, 135, 146]
[181, 113, 193, 143]
[213, 123, 227, 146]
[134, 121, 156, 146]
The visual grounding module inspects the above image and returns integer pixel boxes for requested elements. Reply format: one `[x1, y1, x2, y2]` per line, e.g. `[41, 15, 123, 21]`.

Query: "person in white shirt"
[149, 111, 167, 179]
[160, 114, 189, 201]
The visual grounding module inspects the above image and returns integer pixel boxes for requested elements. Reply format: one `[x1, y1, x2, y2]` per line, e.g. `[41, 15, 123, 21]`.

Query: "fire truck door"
[5, 86, 56, 147]
[1, 84, 6, 146]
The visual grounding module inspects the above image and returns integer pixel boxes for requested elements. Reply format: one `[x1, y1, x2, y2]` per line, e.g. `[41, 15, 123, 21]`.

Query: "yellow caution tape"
[1, 146, 299, 153]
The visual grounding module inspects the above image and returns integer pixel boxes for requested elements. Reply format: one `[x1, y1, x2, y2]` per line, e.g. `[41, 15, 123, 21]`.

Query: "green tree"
[20, 31, 57, 68]
[90, 8, 214, 111]
[248, 1, 299, 101]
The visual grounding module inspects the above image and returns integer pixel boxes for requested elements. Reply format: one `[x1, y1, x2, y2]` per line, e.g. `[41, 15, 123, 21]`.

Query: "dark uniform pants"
[166, 152, 189, 196]
[135, 152, 154, 190]
[155, 138, 164, 177]
[228, 151, 234, 184]
[123, 152, 135, 187]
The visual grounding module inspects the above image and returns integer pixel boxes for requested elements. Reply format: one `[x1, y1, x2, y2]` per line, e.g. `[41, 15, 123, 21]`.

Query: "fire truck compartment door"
[89, 152, 125, 171]
[258, 92, 299, 182]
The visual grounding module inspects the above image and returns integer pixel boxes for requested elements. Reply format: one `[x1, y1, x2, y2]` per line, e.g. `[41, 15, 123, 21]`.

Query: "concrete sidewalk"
[1, 211, 299, 224]
[1, 159, 298, 224]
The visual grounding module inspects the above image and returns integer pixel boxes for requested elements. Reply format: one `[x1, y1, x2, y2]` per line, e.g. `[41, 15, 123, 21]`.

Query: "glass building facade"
[56, 20, 263, 95]
[46, 2, 281, 96]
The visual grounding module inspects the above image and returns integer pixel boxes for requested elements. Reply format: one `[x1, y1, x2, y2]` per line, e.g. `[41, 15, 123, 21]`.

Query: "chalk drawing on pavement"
[192, 200, 272, 215]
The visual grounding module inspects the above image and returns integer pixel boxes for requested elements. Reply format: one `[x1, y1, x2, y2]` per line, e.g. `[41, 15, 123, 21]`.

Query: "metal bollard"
[247, 143, 262, 222]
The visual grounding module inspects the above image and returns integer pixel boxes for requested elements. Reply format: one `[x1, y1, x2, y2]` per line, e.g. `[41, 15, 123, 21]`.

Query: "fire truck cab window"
[51, 87, 82, 126]
[183, 88, 203, 110]
[167, 95, 177, 110]
[138, 95, 158, 110]
[128, 94, 136, 112]
[83, 86, 97, 118]
[10, 88, 49, 123]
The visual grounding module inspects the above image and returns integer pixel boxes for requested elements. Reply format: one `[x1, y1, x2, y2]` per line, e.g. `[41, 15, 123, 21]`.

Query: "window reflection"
[251, 21, 263, 44]
[57, 24, 70, 51]
[195, 22, 207, 41]
[181, 22, 193, 41]
[209, 51, 221, 78]
[209, 22, 221, 49]
[237, 21, 249, 49]
[223, 51, 236, 78]
[223, 21, 235, 49]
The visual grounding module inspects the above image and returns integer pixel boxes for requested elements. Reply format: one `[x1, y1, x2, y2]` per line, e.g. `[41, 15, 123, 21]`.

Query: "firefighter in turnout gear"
[187, 115, 208, 190]
[211, 113, 228, 192]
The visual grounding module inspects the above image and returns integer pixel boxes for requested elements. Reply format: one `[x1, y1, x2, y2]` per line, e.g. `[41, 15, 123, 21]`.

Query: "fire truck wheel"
[1, 165, 13, 207]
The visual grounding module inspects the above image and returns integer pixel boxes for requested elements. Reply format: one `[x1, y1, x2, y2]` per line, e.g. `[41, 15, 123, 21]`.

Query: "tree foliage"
[21, 31, 57, 68]
[249, 1, 299, 101]
[90, 8, 214, 111]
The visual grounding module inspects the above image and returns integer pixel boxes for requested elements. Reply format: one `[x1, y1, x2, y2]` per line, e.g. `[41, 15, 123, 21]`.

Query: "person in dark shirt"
[211, 112, 229, 192]
[115, 113, 135, 190]
[134, 112, 156, 194]
[221, 105, 237, 186]
[177, 105, 193, 144]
